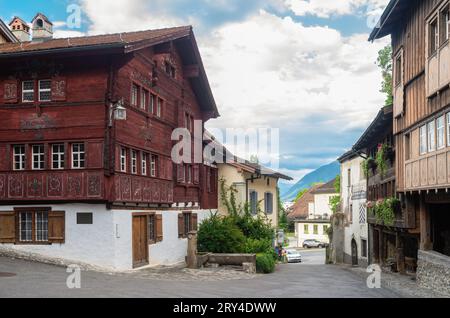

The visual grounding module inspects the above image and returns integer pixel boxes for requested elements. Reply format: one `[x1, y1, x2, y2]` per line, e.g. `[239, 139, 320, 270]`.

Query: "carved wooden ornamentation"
[27, 176, 44, 197]
[132, 178, 142, 201]
[121, 176, 131, 200]
[67, 174, 83, 197]
[3, 81, 18, 103]
[8, 175, 24, 198]
[87, 174, 102, 197]
[0, 175, 6, 198]
[51, 78, 67, 101]
[47, 174, 63, 197]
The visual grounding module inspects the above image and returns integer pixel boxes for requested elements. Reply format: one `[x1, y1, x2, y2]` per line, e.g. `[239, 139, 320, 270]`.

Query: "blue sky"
[0, 0, 391, 186]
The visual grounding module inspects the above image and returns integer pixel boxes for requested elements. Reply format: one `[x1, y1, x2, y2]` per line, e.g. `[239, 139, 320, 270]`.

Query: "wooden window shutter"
[48, 211, 65, 243]
[51, 77, 67, 101]
[193, 165, 200, 185]
[192, 213, 198, 231]
[178, 213, 184, 238]
[156, 214, 163, 242]
[0, 212, 16, 243]
[3, 80, 18, 103]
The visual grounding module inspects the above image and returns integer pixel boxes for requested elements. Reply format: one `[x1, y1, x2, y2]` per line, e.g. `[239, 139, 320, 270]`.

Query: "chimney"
[31, 13, 53, 41]
[8, 17, 30, 42]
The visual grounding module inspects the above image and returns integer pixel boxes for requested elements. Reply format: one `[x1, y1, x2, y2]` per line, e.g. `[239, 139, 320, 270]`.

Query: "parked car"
[285, 249, 302, 263]
[302, 239, 328, 249]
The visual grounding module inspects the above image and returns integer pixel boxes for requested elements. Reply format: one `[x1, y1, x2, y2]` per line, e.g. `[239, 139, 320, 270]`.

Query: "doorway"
[132, 215, 149, 268]
[430, 204, 450, 257]
[351, 239, 358, 266]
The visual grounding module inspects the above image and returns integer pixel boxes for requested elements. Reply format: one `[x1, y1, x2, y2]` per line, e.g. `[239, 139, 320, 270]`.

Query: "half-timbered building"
[371, 0, 450, 293]
[0, 14, 219, 270]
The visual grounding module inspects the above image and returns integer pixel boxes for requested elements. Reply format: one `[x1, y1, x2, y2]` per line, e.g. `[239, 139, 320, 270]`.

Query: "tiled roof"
[311, 179, 337, 195]
[0, 19, 18, 43]
[0, 26, 191, 55]
[288, 184, 323, 220]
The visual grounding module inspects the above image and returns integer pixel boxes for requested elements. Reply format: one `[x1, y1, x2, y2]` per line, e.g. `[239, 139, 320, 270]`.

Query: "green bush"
[234, 211, 274, 241]
[197, 213, 246, 253]
[256, 253, 276, 274]
[242, 238, 272, 254]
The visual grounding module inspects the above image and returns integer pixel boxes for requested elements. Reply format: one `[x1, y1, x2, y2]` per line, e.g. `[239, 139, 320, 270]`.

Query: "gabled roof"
[0, 19, 18, 43]
[31, 13, 53, 25]
[0, 26, 219, 117]
[311, 179, 337, 195]
[9, 16, 28, 27]
[337, 149, 358, 163]
[353, 105, 393, 152]
[369, 0, 411, 41]
[288, 184, 323, 221]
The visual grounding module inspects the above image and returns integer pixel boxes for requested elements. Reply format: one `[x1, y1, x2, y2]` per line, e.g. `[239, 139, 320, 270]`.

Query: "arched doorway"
[351, 239, 358, 266]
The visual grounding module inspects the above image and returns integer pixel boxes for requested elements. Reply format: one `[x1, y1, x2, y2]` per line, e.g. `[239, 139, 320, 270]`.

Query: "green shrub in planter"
[198, 213, 246, 253]
[256, 253, 276, 274]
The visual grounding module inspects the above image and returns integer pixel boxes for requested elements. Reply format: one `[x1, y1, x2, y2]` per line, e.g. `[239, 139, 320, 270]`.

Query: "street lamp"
[109, 98, 127, 126]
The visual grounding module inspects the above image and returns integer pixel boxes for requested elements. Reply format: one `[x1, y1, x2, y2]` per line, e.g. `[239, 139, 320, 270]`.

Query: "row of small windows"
[120, 147, 158, 177]
[13, 143, 84, 171]
[419, 113, 450, 155]
[131, 84, 163, 118]
[249, 191, 274, 215]
[303, 224, 328, 235]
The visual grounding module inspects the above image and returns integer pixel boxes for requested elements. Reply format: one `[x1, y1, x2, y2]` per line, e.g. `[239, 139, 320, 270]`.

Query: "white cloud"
[284, 0, 390, 18]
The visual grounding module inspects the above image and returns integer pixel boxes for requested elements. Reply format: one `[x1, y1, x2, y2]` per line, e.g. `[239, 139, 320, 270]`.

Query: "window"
[265, 192, 273, 214]
[120, 148, 127, 172]
[157, 98, 162, 118]
[165, 62, 176, 79]
[131, 84, 139, 106]
[150, 94, 156, 114]
[71, 143, 85, 169]
[361, 239, 368, 258]
[19, 211, 48, 243]
[38, 80, 51, 102]
[304, 224, 309, 234]
[437, 115, 445, 149]
[395, 54, 402, 86]
[13, 145, 25, 171]
[441, 6, 450, 42]
[22, 80, 34, 103]
[148, 214, 156, 243]
[405, 134, 411, 161]
[151, 155, 157, 177]
[447, 113, 450, 147]
[186, 165, 192, 184]
[323, 225, 329, 233]
[131, 150, 137, 174]
[428, 121, 436, 152]
[32, 145, 45, 170]
[250, 190, 258, 215]
[77, 213, 93, 225]
[178, 212, 197, 238]
[347, 168, 351, 188]
[313, 225, 319, 235]
[430, 19, 439, 55]
[141, 153, 148, 176]
[140, 89, 147, 110]
[420, 125, 428, 155]
[52, 144, 65, 170]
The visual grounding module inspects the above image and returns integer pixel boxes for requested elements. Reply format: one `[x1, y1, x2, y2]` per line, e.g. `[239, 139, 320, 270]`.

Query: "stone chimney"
[31, 13, 53, 41]
[9, 17, 30, 42]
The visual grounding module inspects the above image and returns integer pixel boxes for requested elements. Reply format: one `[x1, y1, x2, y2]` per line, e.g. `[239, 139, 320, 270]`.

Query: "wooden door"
[132, 215, 148, 268]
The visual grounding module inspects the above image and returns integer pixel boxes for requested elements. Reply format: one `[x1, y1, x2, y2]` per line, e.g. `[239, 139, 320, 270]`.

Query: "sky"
[0, 0, 391, 187]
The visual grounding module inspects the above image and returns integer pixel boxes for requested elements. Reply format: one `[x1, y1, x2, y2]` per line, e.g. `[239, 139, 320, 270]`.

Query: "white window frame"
[131, 84, 138, 106]
[447, 113, 450, 147]
[131, 150, 137, 174]
[437, 115, 445, 149]
[151, 155, 157, 177]
[120, 148, 127, 172]
[446, 9, 450, 41]
[52, 144, 65, 170]
[38, 79, 51, 102]
[140, 89, 147, 110]
[150, 94, 155, 114]
[141, 152, 148, 176]
[420, 125, 428, 155]
[32, 144, 45, 170]
[13, 145, 26, 171]
[71, 143, 85, 169]
[428, 120, 436, 152]
[22, 80, 34, 103]
[157, 98, 162, 117]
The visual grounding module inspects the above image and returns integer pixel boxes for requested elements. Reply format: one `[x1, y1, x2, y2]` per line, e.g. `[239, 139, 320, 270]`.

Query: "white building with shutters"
[338, 151, 368, 267]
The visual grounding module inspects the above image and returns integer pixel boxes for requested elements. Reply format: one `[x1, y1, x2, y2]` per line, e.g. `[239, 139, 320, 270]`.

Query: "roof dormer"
[31, 13, 53, 42]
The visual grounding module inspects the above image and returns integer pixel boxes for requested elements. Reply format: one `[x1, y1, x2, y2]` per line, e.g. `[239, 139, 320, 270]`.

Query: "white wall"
[296, 222, 330, 247]
[0, 204, 214, 271]
[313, 193, 334, 218]
[341, 156, 368, 264]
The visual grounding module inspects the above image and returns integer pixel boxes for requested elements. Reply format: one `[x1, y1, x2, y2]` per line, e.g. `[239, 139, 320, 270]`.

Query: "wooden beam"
[154, 42, 173, 54]
[183, 65, 200, 78]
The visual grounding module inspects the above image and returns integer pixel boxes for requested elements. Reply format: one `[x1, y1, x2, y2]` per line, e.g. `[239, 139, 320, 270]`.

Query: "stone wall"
[417, 250, 450, 296]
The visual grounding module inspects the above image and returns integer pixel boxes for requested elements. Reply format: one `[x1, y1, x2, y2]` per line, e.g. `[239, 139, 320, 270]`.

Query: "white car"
[286, 249, 302, 263]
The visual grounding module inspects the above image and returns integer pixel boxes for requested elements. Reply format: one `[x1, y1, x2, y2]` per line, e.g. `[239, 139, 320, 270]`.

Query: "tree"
[277, 187, 288, 231]
[329, 175, 341, 214]
[294, 189, 308, 203]
[377, 45, 393, 106]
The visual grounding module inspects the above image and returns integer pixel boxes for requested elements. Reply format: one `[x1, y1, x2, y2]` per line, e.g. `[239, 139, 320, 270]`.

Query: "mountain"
[281, 161, 340, 202]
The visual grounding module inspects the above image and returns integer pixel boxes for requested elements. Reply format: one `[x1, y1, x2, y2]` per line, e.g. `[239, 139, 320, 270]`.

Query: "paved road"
[0, 254, 401, 298]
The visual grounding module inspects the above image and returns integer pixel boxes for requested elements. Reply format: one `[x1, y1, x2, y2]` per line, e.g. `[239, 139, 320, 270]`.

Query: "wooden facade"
[0, 27, 219, 210]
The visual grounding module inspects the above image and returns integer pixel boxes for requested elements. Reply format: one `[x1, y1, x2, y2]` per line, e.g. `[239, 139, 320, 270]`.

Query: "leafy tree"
[294, 189, 308, 203]
[377, 45, 393, 106]
[277, 187, 289, 231]
[329, 175, 341, 214]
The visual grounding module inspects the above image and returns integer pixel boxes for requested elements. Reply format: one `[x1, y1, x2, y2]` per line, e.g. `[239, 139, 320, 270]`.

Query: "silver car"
[286, 249, 302, 263]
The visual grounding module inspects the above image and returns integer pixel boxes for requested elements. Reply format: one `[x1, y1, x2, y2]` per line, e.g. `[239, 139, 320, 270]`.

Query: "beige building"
[217, 161, 292, 228]
[0, 19, 18, 43]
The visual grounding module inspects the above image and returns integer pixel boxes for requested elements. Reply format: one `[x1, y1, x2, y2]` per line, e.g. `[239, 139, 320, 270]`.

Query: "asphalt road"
[0, 253, 401, 298]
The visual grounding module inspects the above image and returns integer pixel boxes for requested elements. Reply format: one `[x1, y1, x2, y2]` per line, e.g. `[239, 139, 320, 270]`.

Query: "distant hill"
[281, 161, 340, 202]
